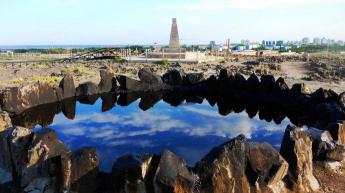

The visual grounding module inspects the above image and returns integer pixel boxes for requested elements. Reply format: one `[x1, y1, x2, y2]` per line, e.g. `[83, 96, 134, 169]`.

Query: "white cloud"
[61, 127, 85, 136]
[109, 140, 154, 148]
[162, 0, 344, 11]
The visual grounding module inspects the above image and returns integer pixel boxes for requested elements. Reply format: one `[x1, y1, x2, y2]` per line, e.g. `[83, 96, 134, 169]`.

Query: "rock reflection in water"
[10, 91, 307, 172]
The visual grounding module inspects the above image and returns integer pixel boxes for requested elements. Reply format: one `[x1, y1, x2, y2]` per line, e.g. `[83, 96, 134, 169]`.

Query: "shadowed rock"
[59, 75, 76, 99]
[117, 93, 141, 106]
[62, 97, 77, 120]
[138, 68, 163, 85]
[153, 150, 197, 193]
[260, 74, 275, 92]
[139, 93, 163, 111]
[101, 93, 117, 112]
[246, 73, 260, 92]
[64, 147, 99, 193]
[98, 70, 113, 93]
[77, 95, 99, 105]
[183, 73, 204, 86]
[162, 69, 185, 86]
[110, 154, 154, 193]
[76, 82, 99, 96]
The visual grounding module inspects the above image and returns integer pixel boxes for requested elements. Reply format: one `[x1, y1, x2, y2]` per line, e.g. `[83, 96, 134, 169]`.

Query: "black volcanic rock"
[153, 150, 197, 193]
[183, 73, 204, 86]
[195, 135, 288, 193]
[59, 74, 76, 99]
[138, 67, 163, 85]
[260, 74, 275, 92]
[246, 73, 260, 92]
[98, 70, 113, 93]
[76, 82, 99, 96]
[162, 69, 185, 86]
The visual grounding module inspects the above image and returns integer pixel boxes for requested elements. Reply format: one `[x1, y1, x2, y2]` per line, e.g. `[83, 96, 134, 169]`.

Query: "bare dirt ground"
[0, 58, 344, 93]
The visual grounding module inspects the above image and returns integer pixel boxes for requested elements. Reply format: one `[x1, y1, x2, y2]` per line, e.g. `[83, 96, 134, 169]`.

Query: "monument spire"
[169, 18, 180, 49]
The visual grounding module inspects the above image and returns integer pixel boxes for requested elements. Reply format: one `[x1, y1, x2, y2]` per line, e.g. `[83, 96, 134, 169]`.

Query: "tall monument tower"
[169, 18, 180, 49]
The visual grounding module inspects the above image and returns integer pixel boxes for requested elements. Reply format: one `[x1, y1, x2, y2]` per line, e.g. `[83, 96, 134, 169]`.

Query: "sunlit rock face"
[280, 126, 320, 193]
[0, 82, 63, 114]
[0, 111, 12, 132]
[194, 135, 288, 193]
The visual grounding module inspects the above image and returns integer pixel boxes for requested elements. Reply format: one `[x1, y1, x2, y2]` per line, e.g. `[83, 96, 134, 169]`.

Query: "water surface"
[26, 95, 291, 172]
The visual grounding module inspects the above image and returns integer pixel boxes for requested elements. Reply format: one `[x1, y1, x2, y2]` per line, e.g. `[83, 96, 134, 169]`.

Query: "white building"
[321, 37, 329, 45]
[313, 37, 321, 45]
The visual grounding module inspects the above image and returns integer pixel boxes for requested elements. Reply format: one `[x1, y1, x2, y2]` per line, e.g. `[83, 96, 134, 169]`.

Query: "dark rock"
[98, 70, 113, 93]
[339, 92, 345, 109]
[233, 73, 246, 90]
[59, 75, 76, 99]
[311, 88, 339, 104]
[110, 154, 154, 193]
[117, 93, 141, 106]
[10, 101, 61, 129]
[117, 75, 142, 91]
[305, 127, 335, 160]
[138, 68, 163, 85]
[139, 93, 163, 111]
[153, 150, 197, 193]
[314, 103, 345, 125]
[78, 95, 99, 105]
[246, 73, 260, 92]
[218, 69, 229, 82]
[183, 73, 204, 85]
[0, 83, 63, 114]
[280, 125, 320, 192]
[101, 93, 117, 112]
[290, 83, 311, 96]
[21, 129, 69, 187]
[195, 135, 288, 193]
[260, 74, 275, 92]
[163, 92, 185, 107]
[62, 98, 76, 120]
[76, 82, 99, 96]
[63, 147, 99, 193]
[274, 77, 289, 94]
[162, 69, 185, 86]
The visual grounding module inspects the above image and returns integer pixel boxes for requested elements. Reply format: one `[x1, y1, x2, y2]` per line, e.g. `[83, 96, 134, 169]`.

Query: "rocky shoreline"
[1, 68, 345, 193]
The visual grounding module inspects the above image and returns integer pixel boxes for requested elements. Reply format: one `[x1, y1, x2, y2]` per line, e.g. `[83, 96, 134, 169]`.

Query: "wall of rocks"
[1, 68, 345, 192]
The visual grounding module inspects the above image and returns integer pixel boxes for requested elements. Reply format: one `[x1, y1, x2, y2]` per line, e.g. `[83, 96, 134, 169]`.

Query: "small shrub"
[155, 58, 169, 65]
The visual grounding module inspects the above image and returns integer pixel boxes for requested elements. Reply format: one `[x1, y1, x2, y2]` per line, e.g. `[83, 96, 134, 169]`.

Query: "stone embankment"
[1, 67, 345, 192]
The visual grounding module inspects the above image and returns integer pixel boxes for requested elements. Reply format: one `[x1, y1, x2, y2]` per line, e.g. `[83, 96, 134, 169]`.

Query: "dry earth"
[0, 59, 344, 93]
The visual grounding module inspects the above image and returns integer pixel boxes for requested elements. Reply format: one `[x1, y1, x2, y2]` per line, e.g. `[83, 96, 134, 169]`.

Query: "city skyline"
[0, 0, 344, 45]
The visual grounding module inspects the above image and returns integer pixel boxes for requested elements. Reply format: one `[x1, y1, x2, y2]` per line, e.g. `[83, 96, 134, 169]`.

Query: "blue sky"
[0, 0, 344, 45]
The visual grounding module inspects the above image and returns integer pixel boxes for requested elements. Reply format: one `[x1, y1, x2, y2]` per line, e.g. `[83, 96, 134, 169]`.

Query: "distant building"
[276, 40, 284, 46]
[313, 37, 321, 45]
[302, 37, 310, 45]
[209, 41, 216, 51]
[241, 39, 250, 45]
[321, 37, 329, 45]
[337, 40, 344, 46]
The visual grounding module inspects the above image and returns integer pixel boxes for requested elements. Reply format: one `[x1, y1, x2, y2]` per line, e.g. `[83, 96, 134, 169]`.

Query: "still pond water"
[31, 97, 290, 172]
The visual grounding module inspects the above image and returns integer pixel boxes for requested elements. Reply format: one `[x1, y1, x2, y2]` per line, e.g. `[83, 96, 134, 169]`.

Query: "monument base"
[148, 48, 186, 59]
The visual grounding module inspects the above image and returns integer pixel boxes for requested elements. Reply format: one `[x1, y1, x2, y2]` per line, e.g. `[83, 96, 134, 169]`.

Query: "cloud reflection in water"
[41, 99, 289, 171]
